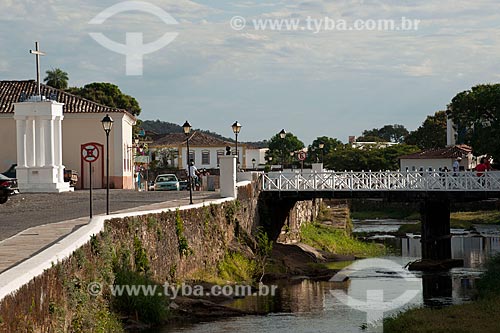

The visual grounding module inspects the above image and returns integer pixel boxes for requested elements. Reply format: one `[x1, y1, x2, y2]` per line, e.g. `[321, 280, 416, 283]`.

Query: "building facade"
[0, 80, 136, 189]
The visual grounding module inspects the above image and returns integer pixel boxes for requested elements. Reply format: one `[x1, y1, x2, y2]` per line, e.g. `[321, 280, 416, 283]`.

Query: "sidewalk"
[0, 192, 220, 274]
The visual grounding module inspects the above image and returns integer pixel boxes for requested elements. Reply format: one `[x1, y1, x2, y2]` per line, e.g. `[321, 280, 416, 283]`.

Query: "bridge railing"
[261, 171, 500, 192]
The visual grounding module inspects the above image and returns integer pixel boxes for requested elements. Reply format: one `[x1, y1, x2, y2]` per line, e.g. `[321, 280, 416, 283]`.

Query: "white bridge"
[261, 171, 500, 192]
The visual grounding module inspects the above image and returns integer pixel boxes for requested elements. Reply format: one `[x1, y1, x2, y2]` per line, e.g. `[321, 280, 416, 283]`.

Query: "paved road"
[0, 190, 218, 241]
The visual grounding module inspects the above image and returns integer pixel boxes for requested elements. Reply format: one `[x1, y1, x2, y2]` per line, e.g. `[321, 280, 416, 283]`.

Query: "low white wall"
[0, 197, 234, 302]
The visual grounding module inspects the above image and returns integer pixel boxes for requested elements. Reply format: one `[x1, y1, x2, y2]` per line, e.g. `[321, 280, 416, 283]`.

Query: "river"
[152, 220, 500, 333]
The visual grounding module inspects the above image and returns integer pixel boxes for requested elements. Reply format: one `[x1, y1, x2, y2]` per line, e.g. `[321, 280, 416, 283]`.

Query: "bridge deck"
[261, 171, 500, 200]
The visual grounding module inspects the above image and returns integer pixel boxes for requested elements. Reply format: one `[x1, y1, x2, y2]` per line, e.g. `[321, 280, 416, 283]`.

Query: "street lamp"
[183, 120, 193, 205]
[279, 129, 286, 170]
[101, 114, 114, 215]
[232, 121, 242, 167]
[319, 142, 325, 163]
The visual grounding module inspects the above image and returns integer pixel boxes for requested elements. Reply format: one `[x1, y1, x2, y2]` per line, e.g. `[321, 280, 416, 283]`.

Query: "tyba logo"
[88, 1, 179, 75]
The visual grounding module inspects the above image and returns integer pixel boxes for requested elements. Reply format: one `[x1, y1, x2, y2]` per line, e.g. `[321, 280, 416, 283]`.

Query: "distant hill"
[140, 119, 268, 148]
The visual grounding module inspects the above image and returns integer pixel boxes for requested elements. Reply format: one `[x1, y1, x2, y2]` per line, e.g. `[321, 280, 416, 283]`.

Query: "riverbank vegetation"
[384, 254, 500, 332]
[300, 222, 385, 257]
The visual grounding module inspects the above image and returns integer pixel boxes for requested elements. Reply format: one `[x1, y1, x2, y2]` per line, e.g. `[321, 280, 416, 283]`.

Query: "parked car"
[64, 169, 79, 187]
[153, 174, 180, 191]
[2, 164, 17, 179]
[179, 180, 189, 191]
[0, 174, 18, 204]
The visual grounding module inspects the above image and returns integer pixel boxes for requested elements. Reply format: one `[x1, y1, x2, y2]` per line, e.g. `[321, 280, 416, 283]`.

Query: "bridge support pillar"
[420, 197, 451, 260]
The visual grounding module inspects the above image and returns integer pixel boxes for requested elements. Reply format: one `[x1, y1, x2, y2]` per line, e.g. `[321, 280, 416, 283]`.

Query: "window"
[217, 150, 225, 165]
[202, 150, 210, 165]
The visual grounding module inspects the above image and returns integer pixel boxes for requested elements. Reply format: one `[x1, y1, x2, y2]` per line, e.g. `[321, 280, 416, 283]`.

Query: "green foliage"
[300, 223, 385, 257]
[133, 236, 150, 274]
[217, 252, 257, 283]
[147, 216, 157, 230]
[357, 124, 409, 143]
[224, 201, 240, 225]
[255, 227, 273, 281]
[306, 136, 343, 164]
[447, 84, 500, 162]
[265, 131, 305, 167]
[66, 82, 141, 116]
[112, 268, 169, 325]
[175, 210, 192, 257]
[325, 144, 420, 171]
[476, 254, 500, 299]
[405, 111, 447, 149]
[44, 68, 69, 89]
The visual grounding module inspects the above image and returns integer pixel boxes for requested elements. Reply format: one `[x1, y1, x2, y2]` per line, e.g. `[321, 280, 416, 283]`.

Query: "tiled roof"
[153, 131, 232, 147]
[0, 80, 132, 116]
[399, 145, 472, 159]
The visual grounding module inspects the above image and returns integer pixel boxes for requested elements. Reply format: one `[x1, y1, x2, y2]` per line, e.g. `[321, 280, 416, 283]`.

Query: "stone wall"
[276, 199, 322, 244]
[0, 197, 260, 332]
[0, 176, 321, 332]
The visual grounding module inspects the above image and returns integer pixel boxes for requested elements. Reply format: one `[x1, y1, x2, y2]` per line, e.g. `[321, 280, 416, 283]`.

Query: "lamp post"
[101, 114, 114, 215]
[279, 129, 286, 171]
[232, 121, 242, 167]
[183, 120, 193, 205]
[252, 158, 256, 170]
[319, 142, 325, 163]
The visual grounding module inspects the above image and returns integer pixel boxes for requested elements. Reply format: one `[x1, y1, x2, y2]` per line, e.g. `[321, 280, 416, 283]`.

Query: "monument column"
[15, 117, 27, 168]
[26, 118, 36, 167]
[54, 115, 64, 183]
[35, 118, 45, 167]
[43, 117, 55, 167]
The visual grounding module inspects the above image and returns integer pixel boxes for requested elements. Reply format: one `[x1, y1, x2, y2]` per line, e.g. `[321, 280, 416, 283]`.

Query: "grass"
[395, 210, 500, 235]
[451, 210, 500, 225]
[300, 223, 385, 257]
[351, 210, 420, 221]
[217, 252, 257, 284]
[384, 254, 500, 333]
[353, 208, 500, 226]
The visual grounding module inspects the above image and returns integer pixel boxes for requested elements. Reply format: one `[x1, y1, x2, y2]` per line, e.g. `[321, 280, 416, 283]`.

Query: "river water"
[154, 220, 500, 333]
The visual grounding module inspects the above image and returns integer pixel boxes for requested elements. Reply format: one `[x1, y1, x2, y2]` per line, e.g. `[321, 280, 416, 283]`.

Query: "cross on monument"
[29, 41, 45, 97]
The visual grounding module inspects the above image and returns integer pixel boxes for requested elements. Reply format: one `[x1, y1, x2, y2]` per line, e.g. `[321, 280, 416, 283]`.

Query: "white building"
[0, 80, 136, 189]
[399, 145, 475, 171]
[151, 131, 267, 170]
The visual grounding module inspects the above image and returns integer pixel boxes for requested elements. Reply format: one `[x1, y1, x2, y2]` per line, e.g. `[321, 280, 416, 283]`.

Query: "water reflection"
[398, 234, 500, 268]
[156, 224, 500, 333]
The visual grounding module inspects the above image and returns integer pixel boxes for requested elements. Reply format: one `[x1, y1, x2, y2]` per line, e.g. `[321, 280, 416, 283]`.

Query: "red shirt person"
[476, 158, 487, 177]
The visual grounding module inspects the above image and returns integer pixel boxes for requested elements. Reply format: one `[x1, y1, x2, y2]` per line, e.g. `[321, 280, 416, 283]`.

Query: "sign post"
[82, 143, 100, 218]
[297, 151, 307, 173]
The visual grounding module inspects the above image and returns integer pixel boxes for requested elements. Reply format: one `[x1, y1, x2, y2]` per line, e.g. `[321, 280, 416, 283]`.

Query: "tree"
[266, 132, 304, 167]
[357, 124, 409, 143]
[67, 82, 141, 116]
[43, 68, 69, 89]
[447, 84, 500, 162]
[405, 111, 447, 149]
[306, 136, 343, 164]
[324, 144, 420, 171]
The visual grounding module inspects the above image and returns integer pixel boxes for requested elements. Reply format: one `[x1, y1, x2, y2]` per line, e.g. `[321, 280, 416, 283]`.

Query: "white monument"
[13, 42, 72, 193]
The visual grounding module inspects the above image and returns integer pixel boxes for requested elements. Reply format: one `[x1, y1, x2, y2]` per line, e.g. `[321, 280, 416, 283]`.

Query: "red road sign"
[297, 151, 307, 161]
[82, 143, 100, 163]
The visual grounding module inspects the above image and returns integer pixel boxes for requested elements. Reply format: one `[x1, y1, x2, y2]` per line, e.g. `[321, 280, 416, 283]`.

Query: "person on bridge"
[452, 157, 462, 176]
[476, 157, 488, 177]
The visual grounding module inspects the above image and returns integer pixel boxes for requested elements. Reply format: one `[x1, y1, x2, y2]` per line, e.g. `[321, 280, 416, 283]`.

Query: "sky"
[1, 0, 500, 144]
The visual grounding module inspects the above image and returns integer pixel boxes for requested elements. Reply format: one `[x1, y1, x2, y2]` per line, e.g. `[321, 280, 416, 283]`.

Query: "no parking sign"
[82, 143, 100, 163]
